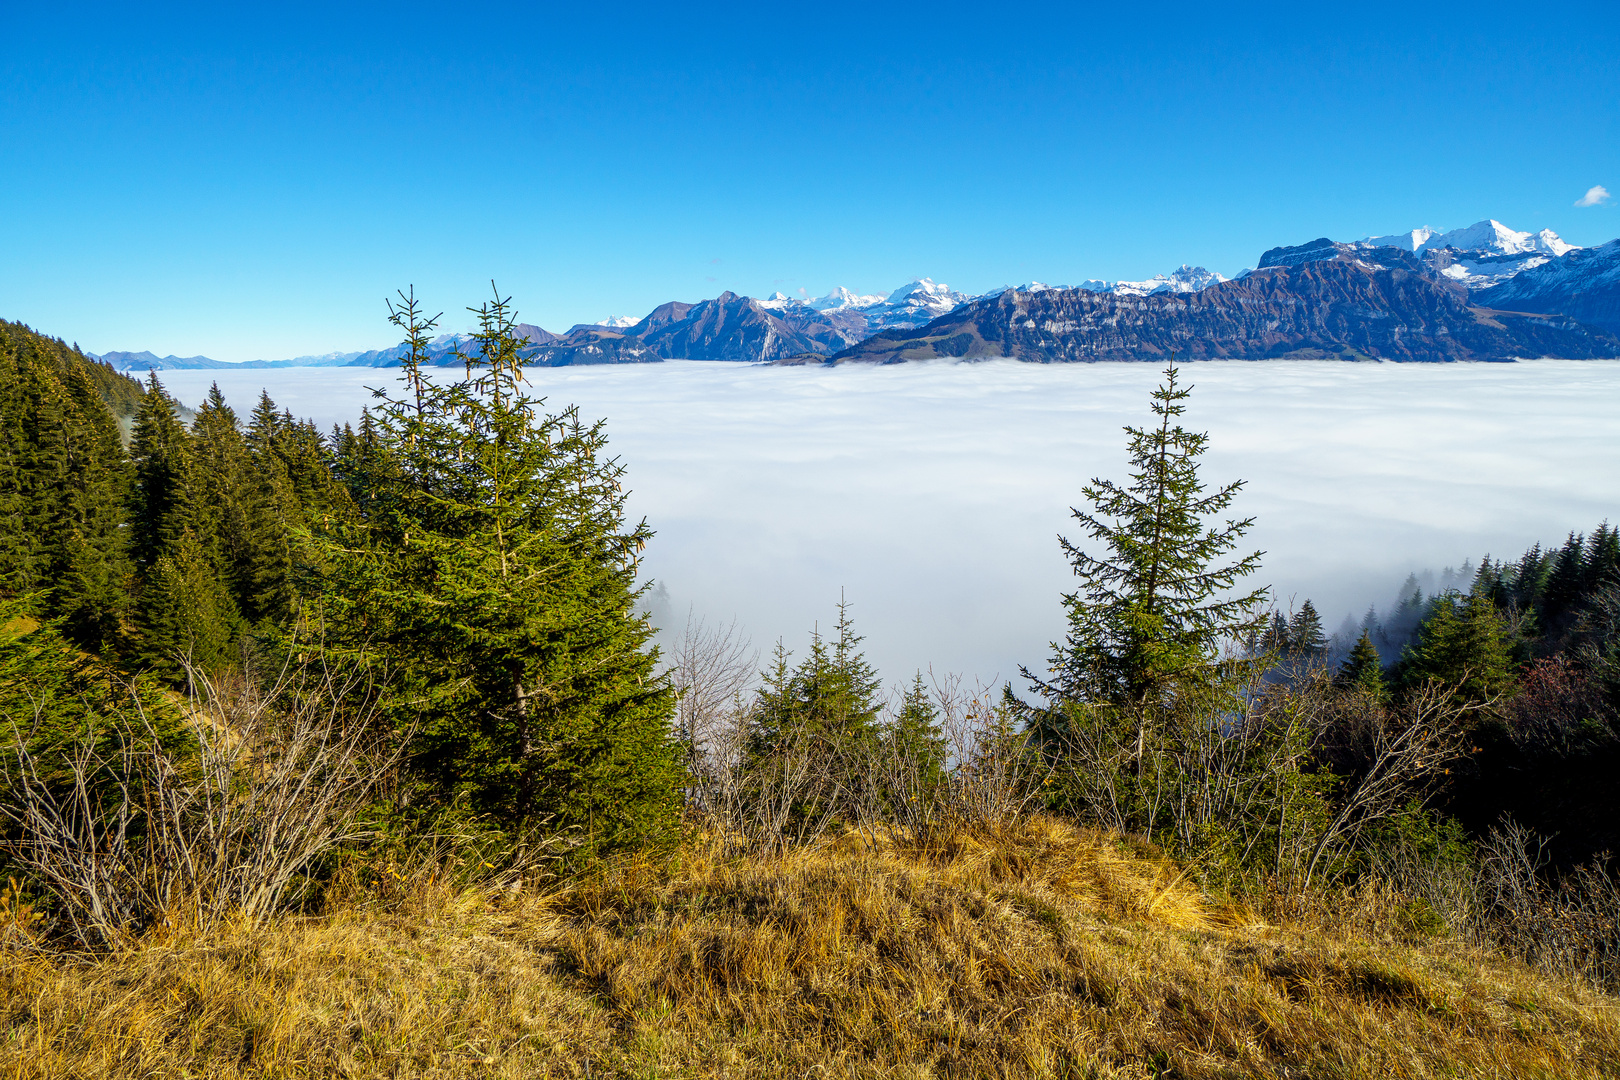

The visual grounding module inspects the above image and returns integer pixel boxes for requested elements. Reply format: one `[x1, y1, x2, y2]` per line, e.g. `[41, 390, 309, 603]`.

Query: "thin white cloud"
[1575, 185, 1611, 207]
[159, 361, 1620, 692]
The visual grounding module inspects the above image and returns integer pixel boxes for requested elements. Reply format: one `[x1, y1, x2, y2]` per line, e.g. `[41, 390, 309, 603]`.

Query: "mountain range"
[835, 241, 1620, 364]
[92, 220, 1620, 369]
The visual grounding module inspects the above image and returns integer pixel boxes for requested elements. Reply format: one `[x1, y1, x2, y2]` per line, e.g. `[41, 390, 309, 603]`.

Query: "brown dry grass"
[3, 816, 1617, 1079]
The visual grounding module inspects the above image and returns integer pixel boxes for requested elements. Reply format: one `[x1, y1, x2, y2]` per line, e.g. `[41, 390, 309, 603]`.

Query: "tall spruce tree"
[0, 328, 133, 651]
[127, 375, 241, 676]
[1030, 364, 1267, 712]
[303, 287, 680, 850]
[191, 384, 271, 621]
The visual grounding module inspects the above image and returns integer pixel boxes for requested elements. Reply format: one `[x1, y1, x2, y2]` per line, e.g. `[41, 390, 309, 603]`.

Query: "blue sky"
[3, 1, 1617, 362]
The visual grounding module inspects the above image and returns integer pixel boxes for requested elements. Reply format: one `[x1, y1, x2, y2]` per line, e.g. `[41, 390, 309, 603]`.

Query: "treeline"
[0, 317, 345, 664]
[1274, 527, 1620, 870]
[1, 296, 681, 952]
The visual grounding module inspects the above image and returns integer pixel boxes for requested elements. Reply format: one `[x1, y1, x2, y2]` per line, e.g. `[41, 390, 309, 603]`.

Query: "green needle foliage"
[302, 287, 680, 853]
[1398, 590, 1518, 706]
[1337, 629, 1387, 701]
[128, 375, 242, 677]
[1032, 364, 1267, 711]
[887, 672, 948, 794]
[1025, 364, 1271, 848]
[0, 324, 134, 654]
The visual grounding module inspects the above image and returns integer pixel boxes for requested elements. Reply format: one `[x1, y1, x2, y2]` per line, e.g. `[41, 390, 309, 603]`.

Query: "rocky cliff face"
[522, 326, 664, 366]
[833, 250, 1620, 364]
[1480, 239, 1620, 335]
[632, 292, 837, 361]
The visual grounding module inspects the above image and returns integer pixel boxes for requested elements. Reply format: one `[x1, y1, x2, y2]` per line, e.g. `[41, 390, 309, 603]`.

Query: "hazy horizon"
[149, 359, 1620, 693]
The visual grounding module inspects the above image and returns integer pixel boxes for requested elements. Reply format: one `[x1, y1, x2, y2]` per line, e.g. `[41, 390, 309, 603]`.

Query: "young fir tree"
[1023, 365, 1267, 837]
[745, 601, 885, 829]
[1336, 629, 1387, 700]
[1288, 599, 1327, 656]
[886, 671, 948, 794]
[748, 600, 883, 769]
[1258, 610, 1290, 655]
[1399, 590, 1517, 706]
[303, 287, 680, 851]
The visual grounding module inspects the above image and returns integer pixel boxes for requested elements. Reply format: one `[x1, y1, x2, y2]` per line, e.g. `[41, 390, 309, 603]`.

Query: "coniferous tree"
[49, 362, 134, 651]
[1289, 600, 1327, 656]
[1400, 590, 1517, 706]
[191, 384, 268, 619]
[132, 530, 241, 675]
[1259, 610, 1290, 656]
[1542, 532, 1588, 627]
[1584, 523, 1620, 597]
[747, 601, 883, 767]
[1030, 364, 1267, 712]
[128, 373, 194, 574]
[1336, 629, 1387, 700]
[886, 671, 948, 794]
[127, 375, 241, 676]
[0, 328, 134, 651]
[1023, 366, 1267, 841]
[304, 287, 680, 849]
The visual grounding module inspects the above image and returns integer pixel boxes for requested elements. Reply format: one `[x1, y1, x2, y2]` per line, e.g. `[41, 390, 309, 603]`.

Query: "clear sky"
[3, 1, 1617, 362]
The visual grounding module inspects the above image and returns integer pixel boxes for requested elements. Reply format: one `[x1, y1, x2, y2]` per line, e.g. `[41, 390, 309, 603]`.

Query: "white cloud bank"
[161, 360, 1620, 692]
[1576, 185, 1611, 207]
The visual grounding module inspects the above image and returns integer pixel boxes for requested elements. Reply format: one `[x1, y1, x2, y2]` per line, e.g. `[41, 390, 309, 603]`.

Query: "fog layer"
[159, 360, 1620, 690]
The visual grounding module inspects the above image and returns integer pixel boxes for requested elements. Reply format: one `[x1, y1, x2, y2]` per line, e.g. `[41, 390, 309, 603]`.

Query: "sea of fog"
[156, 359, 1620, 694]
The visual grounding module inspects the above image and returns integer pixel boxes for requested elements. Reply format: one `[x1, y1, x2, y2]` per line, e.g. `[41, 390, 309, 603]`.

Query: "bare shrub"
[0, 653, 394, 948]
[1299, 679, 1475, 888]
[1037, 662, 1476, 898]
[933, 673, 1046, 834]
[1473, 819, 1620, 987]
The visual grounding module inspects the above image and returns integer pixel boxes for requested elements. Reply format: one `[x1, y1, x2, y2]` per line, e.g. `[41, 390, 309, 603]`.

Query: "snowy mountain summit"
[808, 286, 888, 312]
[1077, 265, 1230, 298]
[1353, 219, 1580, 290]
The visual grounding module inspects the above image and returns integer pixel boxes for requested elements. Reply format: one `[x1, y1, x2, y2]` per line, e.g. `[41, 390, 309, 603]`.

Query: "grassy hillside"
[4, 819, 1616, 1079]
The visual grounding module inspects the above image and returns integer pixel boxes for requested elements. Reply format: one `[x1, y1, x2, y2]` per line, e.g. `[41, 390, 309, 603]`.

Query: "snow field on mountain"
[159, 360, 1620, 693]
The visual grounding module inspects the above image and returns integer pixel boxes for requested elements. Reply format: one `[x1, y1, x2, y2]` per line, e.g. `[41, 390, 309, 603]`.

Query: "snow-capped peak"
[594, 315, 638, 329]
[753, 291, 803, 311]
[1354, 219, 1581, 290]
[808, 285, 889, 312]
[1358, 220, 1576, 258]
[884, 278, 959, 305]
[1079, 265, 1229, 298]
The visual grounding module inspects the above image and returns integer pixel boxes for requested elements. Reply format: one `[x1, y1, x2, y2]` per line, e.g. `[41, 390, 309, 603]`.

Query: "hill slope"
[2, 319, 146, 421]
[6, 820, 1617, 1079]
